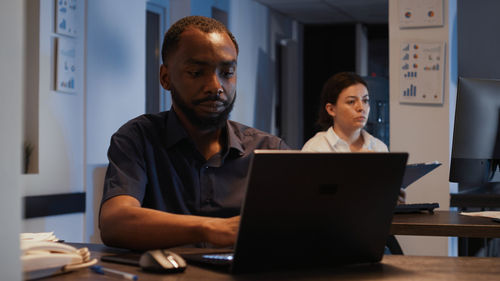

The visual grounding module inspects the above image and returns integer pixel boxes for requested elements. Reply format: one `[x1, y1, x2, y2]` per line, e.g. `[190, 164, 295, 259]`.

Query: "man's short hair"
[161, 15, 239, 64]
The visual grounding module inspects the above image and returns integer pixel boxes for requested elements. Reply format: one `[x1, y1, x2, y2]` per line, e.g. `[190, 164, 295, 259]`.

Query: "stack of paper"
[20, 232, 97, 280]
[20, 232, 61, 242]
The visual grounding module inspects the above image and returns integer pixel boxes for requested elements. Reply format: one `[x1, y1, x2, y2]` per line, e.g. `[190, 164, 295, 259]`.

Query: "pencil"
[90, 265, 138, 280]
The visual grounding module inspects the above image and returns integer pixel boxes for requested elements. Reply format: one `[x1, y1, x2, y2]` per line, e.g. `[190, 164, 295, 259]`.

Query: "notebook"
[401, 161, 441, 189]
[182, 150, 409, 273]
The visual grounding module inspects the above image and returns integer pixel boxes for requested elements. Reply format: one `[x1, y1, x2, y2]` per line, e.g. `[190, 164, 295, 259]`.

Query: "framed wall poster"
[398, 0, 443, 29]
[399, 40, 445, 105]
[56, 37, 77, 93]
[56, 0, 78, 37]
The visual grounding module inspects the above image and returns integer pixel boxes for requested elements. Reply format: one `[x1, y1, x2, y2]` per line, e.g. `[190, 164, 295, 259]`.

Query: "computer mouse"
[139, 249, 187, 273]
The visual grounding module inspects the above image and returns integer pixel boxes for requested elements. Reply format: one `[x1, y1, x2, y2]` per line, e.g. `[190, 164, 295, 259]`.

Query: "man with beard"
[99, 16, 288, 250]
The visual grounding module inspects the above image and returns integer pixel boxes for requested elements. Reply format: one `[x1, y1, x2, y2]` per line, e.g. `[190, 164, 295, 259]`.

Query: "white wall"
[0, 0, 23, 279]
[230, 0, 297, 137]
[22, 0, 86, 242]
[85, 0, 146, 243]
[230, 1, 269, 128]
[389, 0, 457, 256]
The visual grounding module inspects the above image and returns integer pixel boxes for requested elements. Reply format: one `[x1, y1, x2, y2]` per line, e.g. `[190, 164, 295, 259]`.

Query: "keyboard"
[394, 202, 439, 213]
[182, 252, 234, 267]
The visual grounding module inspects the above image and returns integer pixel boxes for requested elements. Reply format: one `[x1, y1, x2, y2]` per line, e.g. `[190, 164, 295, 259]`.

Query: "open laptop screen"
[186, 151, 408, 273]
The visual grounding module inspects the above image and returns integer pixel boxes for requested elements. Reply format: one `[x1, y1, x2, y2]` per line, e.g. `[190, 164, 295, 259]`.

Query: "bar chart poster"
[399, 41, 445, 104]
[55, 0, 78, 37]
[55, 37, 77, 93]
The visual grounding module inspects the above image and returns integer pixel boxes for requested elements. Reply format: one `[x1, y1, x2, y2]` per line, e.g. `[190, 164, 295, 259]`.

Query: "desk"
[449, 188, 500, 255]
[390, 210, 500, 238]
[41, 243, 500, 280]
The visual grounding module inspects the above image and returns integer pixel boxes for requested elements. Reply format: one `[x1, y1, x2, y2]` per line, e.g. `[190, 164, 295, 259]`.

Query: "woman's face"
[326, 83, 370, 133]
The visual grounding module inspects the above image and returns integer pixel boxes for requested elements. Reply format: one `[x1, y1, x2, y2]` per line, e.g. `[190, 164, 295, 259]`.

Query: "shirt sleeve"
[279, 139, 291, 150]
[101, 126, 148, 205]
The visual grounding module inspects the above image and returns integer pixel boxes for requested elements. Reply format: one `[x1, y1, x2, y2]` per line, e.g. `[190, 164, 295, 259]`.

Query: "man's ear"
[325, 102, 336, 118]
[160, 64, 170, 90]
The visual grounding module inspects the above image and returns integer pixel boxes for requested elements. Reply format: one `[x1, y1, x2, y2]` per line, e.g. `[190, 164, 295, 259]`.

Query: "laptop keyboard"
[394, 202, 439, 213]
[202, 253, 234, 261]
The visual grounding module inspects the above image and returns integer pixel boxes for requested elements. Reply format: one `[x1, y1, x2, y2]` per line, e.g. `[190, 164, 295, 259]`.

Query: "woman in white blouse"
[302, 72, 387, 153]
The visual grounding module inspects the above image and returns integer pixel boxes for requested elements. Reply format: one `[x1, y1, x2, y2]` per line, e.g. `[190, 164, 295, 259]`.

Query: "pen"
[91, 265, 138, 280]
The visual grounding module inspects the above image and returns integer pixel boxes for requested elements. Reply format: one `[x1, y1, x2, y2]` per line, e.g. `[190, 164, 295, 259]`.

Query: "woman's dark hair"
[316, 72, 368, 130]
[161, 15, 239, 64]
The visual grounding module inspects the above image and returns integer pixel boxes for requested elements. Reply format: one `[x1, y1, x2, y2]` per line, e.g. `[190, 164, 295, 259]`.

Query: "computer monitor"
[450, 77, 500, 189]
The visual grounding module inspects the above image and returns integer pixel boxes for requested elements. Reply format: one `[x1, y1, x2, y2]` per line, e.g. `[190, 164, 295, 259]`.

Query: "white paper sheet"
[460, 211, 500, 220]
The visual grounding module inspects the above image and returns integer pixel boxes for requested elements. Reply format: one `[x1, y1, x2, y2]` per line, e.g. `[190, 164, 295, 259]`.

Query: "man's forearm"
[99, 195, 239, 250]
[100, 205, 208, 250]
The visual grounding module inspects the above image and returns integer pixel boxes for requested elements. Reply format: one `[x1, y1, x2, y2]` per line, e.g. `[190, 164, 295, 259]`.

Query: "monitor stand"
[451, 182, 500, 209]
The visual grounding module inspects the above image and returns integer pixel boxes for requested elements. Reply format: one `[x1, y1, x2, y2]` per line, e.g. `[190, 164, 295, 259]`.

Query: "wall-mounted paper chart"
[56, 37, 77, 93]
[399, 0, 443, 28]
[399, 41, 445, 105]
[56, 0, 78, 37]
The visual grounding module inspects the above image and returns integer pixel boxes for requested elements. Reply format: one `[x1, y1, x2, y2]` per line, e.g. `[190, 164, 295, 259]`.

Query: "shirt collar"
[360, 130, 374, 150]
[164, 109, 245, 157]
[164, 109, 190, 149]
[325, 127, 372, 152]
[224, 121, 245, 157]
[325, 126, 345, 150]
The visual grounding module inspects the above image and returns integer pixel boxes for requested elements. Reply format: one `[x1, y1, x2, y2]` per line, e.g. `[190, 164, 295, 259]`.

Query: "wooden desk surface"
[42, 244, 500, 281]
[391, 210, 500, 237]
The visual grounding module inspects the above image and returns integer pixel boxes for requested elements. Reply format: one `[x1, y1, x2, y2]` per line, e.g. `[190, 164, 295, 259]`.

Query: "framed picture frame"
[55, 37, 77, 93]
[55, 0, 78, 37]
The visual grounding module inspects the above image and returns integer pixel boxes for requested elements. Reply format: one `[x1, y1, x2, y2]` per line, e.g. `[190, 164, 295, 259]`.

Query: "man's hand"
[397, 188, 406, 205]
[201, 216, 240, 247]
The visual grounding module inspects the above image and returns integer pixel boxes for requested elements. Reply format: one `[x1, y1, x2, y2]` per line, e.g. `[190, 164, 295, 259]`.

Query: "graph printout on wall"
[399, 0, 443, 29]
[56, 0, 78, 37]
[399, 41, 445, 105]
[56, 38, 77, 93]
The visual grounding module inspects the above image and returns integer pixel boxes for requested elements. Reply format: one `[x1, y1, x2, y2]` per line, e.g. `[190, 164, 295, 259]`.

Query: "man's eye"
[188, 71, 202, 77]
[363, 99, 370, 104]
[221, 69, 235, 78]
[347, 100, 355, 105]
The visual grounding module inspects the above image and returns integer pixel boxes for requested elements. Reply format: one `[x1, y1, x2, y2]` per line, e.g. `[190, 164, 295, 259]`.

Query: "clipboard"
[401, 161, 441, 189]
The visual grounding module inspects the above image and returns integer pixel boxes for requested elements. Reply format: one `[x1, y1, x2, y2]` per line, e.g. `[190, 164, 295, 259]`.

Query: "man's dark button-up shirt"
[102, 110, 289, 218]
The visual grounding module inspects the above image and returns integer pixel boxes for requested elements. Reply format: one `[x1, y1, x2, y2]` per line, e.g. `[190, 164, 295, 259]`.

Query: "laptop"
[182, 150, 409, 273]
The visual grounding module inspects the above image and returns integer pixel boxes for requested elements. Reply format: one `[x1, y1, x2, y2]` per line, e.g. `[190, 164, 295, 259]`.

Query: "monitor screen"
[450, 77, 500, 187]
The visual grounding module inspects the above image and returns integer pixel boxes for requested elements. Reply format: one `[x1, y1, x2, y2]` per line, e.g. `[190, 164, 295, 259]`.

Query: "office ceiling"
[254, 0, 388, 24]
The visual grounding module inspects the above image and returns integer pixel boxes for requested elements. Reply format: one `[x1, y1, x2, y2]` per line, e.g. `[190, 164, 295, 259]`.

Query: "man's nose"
[207, 72, 223, 95]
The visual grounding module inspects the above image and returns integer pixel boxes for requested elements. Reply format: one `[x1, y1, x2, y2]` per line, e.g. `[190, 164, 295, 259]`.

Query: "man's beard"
[170, 86, 235, 130]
